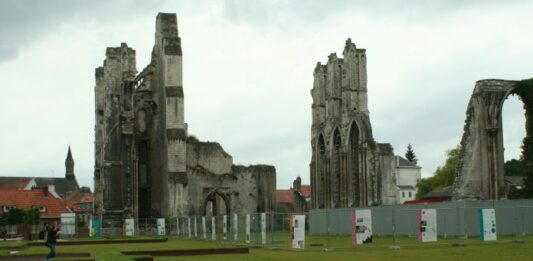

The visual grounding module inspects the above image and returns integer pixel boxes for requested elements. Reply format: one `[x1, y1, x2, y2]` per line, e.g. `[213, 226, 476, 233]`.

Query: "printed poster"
[157, 218, 166, 236]
[261, 213, 267, 244]
[223, 215, 228, 240]
[480, 208, 497, 241]
[245, 214, 251, 243]
[211, 216, 216, 240]
[290, 214, 306, 249]
[233, 214, 238, 241]
[124, 218, 134, 236]
[202, 217, 207, 239]
[418, 209, 437, 242]
[352, 209, 372, 245]
[89, 219, 100, 237]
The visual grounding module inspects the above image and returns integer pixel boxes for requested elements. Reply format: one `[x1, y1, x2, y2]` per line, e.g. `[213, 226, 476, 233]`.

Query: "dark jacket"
[46, 227, 59, 244]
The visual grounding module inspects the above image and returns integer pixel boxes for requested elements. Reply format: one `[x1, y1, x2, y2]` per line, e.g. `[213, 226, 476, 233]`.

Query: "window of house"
[3, 205, 15, 212]
[31, 205, 46, 212]
[402, 192, 405, 198]
[409, 191, 412, 198]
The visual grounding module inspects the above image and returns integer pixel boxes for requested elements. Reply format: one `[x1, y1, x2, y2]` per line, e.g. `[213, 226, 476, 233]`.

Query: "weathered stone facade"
[94, 13, 276, 221]
[453, 79, 523, 200]
[310, 39, 397, 208]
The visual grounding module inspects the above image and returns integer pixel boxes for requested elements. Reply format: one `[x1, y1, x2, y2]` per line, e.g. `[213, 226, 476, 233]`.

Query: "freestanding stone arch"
[453, 79, 532, 200]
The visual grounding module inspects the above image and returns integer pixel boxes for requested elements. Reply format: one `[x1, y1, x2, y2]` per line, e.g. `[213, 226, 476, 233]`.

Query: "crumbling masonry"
[94, 13, 276, 222]
[310, 39, 397, 208]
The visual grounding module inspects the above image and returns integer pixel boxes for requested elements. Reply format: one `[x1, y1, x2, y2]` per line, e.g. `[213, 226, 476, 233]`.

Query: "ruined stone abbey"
[310, 39, 404, 208]
[93, 13, 275, 221]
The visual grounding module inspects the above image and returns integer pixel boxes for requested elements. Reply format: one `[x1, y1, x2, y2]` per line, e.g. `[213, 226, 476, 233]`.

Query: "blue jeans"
[46, 243, 56, 260]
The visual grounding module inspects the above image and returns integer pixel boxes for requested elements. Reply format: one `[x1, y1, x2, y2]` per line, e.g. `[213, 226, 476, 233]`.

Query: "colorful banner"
[290, 214, 306, 249]
[245, 214, 251, 243]
[233, 214, 238, 241]
[418, 209, 437, 242]
[89, 219, 100, 237]
[480, 208, 497, 241]
[352, 209, 372, 245]
[223, 215, 228, 240]
[202, 217, 207, 239]
[261, 213, 267, 244]
[157, 218, 166, 236]
[124, 218, 134, 236]
[211, 216, 216, 240]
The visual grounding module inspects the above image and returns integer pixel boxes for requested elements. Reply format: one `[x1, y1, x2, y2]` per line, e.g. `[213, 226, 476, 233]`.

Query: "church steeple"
[65, 146, 75, 180]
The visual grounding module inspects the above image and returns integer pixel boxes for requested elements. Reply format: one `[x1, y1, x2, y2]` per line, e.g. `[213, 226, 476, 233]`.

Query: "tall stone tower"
[65, 146, 75, 181]
[94, 13, 276, 223]
[310, 39, 396, 209]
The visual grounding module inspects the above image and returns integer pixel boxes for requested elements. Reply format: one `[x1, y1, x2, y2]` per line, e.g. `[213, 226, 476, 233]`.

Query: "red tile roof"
[299, 185, 311, 198]
[0, 179, 31, 190]
[276, 190, 294, 204]
[0, 188, 71, 218]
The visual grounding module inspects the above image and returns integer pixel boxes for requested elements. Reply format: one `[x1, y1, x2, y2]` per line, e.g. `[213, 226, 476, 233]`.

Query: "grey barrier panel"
[309, 199, 533, 236]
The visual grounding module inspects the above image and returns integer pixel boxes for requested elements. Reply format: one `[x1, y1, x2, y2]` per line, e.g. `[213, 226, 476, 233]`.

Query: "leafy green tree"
[24, 207, 40, 226]
[4, 208, 26, 225]
[505, 159, 524, 176]
[415, 146, 460, 199]
[405, 144, 418, 165]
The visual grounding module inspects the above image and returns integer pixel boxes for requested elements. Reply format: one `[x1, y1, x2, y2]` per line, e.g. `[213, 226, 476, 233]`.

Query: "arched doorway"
[203, 191, 230, 236]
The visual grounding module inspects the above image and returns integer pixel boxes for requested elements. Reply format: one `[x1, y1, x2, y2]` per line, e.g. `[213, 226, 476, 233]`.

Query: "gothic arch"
[453, 79, 533, 200]
[348, 121, 362, 207]
[331, 128, 342, 207]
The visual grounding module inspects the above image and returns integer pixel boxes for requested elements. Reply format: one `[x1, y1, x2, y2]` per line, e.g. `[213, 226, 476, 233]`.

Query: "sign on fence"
[233, 214, 238, 241]
[261, 213, 267, 244]
[223, 215, 227, 240]
[202, 217, 207, 239]
[245, 214, 251, 243]
[480, 208, 497, 241]
[290, 215, 306, 249]
[157, 218, 166, 236]
[419, 209, 437, 242]
[89, 219, 100, 237]
[60, 213, 76, 236]
[352, 209, 372, 245]
[124, 218, 134, 236]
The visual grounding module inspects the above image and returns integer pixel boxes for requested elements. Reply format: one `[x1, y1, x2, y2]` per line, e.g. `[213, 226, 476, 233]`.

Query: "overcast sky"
[0, 0, 532, 191]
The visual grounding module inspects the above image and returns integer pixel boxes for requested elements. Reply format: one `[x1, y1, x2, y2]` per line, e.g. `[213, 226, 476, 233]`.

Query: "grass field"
[1, 234, 532, 260]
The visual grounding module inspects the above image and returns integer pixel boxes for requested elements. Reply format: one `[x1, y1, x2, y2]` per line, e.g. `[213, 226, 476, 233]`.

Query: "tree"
[80, 186, 92, 193]
[4, 208, 26, 225]
[405, 144, 418, 165]
[505, 159, 524, 177]
[415, 146, 460, 199]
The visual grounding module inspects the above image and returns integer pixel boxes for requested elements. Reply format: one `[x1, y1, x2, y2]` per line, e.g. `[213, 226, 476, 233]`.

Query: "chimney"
[43, 186, 49, 197]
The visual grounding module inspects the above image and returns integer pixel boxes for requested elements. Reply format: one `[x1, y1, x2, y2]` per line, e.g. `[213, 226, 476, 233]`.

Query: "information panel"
[352, 209, 372, 245]
[233, 214, 239, 241]
[124, 218, 134, 236]
[202, 217, 207, 239]
[290, 215, 306, 249]
[418, 209, 437, 242]
[157, 218, 166, 236]
[245, 214, 251, 243]
[261, 213, 267, 244]
[480, 208, 497, 241]
[223, 215, 228, 240]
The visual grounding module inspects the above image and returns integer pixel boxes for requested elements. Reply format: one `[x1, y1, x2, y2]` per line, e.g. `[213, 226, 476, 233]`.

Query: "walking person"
[45, 221, 60, 260]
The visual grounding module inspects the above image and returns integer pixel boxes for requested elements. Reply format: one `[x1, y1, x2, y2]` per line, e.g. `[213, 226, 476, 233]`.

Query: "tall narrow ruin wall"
[453, 79, 517, 200]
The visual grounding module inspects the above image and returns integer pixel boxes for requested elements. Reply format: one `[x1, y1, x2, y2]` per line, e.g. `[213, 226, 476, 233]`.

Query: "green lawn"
[1, 235, 532, 260]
